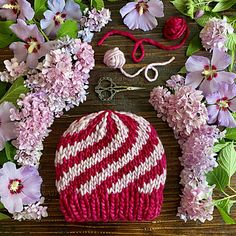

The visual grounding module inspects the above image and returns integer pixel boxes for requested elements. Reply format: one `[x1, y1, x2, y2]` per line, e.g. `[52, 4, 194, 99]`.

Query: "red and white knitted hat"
[55, 110, 166, 222]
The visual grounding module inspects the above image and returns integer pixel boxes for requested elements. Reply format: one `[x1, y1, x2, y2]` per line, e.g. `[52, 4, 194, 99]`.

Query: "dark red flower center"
[202, 64, 218, 81]
[1, 0, 20, 15]
[24, 37, 41, 54]
[216, 97, 230, 111]
[8, 179, 23, 194]
[136, 1, 149, 15]
[53, 12, 67, 26]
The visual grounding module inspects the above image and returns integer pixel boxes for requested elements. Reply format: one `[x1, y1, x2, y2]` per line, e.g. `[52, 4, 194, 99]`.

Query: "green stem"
[32, 19, 50, 42]
[229, 50, 235, 72]
[214, 194, 236, 203]
[228, 186, 236, 194]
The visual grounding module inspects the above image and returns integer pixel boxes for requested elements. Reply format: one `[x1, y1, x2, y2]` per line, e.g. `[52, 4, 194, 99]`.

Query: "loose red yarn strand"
[98, 17, 189, 63]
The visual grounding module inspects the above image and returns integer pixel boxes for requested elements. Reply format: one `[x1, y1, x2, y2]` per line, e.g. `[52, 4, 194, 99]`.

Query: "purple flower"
[9, 19, 52, 68]
[185, 48, 236, 96]
[0, 162, 42, 213]
[120, 0, 164, 31]
[40, 0, 82, 37]
[200, 17, 233, 51]
[206, 83, 236, 128]
[0, 0, 34, 21]
[0, 102, 17, 151]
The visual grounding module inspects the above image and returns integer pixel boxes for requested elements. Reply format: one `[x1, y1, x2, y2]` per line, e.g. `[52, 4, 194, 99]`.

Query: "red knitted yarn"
[98, 17, 189, 63]
[55, 110, 166, 222]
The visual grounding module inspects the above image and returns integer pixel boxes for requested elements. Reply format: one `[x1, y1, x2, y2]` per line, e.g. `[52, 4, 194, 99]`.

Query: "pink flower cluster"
[150, 81, 220, 222]
[150, 85, 208, 140]
[11, 38, 95, 166]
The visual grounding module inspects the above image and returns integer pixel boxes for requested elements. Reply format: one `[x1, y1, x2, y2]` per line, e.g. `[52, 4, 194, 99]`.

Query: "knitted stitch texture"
[55, 110, 166, 222]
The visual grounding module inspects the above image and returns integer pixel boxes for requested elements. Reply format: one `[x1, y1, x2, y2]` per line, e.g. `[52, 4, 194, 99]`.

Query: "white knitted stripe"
[56, 113, 130, 192]
[62, 111, 103, 137]
[107, 141, 165, 194]
[138, 169, 166, 194]
[76, 117, 151, 196]
[55, 112, 108, 165]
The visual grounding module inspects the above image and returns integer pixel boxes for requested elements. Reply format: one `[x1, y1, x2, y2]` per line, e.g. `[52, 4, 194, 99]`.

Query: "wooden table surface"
[0, 1, 236, 235]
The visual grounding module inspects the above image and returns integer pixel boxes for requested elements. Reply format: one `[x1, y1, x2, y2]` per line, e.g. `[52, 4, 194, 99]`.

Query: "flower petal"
[123, 9, 140, 30]
[138, 11, 158, 31]
[185, 71, 203, 89]
[207, 105, 219, 124]
[211, 48, 231, 70]
[1, 195, 23, 213]
[229, 98, 236, 112]
[218, 109, 236, 128]
[147, 0, 164, 18]
[0, 162, 16, 177]
[120, 2, 137, 17]
[26, 53, 40, 68]
[0, 102, 16, 123]
[18, 0, 35, 20]
[65, 0, 82, 20]
[10, 19, 33, 41]
[9, 42, 28, 62]
[185, 56, 210, 72]
[0, 122, 17, 141]
[199, 78, 218, 96]
[206, 92, 221, 105]
[48, 0, 65, 12]
[0, 9, 17, 21]
[215, 71, 236, 84]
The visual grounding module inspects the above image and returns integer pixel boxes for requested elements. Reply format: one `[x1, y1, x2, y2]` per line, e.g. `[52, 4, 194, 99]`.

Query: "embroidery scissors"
[95, 77, 145, 101]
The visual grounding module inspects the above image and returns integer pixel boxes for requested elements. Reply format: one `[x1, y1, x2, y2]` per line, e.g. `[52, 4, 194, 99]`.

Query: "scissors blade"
[126, 87, 145, 91]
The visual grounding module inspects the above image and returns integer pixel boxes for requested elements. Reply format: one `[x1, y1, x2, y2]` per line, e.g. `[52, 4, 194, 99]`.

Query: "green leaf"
[34, 0, 47, 20]
[0, 203, 4, 209]
[0, 77, 29, 106]
[178, 66, 187, 74]
[196, 12, 220, 27]
[0, 212, 10, 220]
[0, 82, 8, 99]
[186, 34, 202, 56]
[226, 33, 236, 51]
[4, 142, 16, 162]
[57, 20, 78, 39]
[91, 0, 104, 10]
[215, 199, 234, 215]
[74, 0, 88, 11]
[206, 166, 229, 191]
[212, 0, 236, 12]
[218, 142, 236, 179]
[171, 0, 194, 18]
[213, 142, 231, 153]
[225, 128, 236, 140]
[0, 149, 8, 166]
[216, 205, 236, 224]
[0, 21, 18, 48]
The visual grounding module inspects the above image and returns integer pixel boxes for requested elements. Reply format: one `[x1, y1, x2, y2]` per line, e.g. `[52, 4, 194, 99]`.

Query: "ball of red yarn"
[163, 16, 187, 40]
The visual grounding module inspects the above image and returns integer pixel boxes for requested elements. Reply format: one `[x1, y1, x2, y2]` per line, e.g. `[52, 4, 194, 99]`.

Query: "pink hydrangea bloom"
[120, 0, 164, 31]
[0, 162, 42, 213]
[200, 17, 233, 51]
[0, 101, 17, 151]
[206, 83, 236, 128]
[185, 48, 236, 96]
[0, 0, 34, 21]
[82, 8, 111, 32]
[10, 19, 52, 68]
[177, 181, 215, 222]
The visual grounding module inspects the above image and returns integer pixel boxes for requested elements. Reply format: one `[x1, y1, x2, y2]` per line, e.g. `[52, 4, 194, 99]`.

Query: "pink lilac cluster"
[200, 17, 233, 51]
[150, 82, 220, 222]
[0, 58, 28, 83]
[10, 92, 54, 166]
[166, 74, 185, 90]
[10, 38, 94, 167]
[13, 197, 48, 221]
[150, 85, 208, 140]
[81, 8, 111, 33]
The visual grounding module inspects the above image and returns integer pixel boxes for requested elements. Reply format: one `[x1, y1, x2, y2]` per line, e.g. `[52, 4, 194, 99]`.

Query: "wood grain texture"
[0, 1, 236, 235]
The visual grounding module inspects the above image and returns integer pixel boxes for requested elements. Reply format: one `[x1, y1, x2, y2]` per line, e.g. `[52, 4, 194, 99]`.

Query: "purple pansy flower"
[120, 0, 164, 31]
[0, 0, 34, 21]
[206, 83, 236, 128]
[40, 0, 82, 37]
[0, 102, 17, 151]
[9, 19, 52, 68]
[185, 48, 236, 96]
[0, 162, 42, 213]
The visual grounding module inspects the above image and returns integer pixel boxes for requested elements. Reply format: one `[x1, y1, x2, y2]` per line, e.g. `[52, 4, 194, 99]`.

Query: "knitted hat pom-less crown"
[55, 110, 166, 222]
